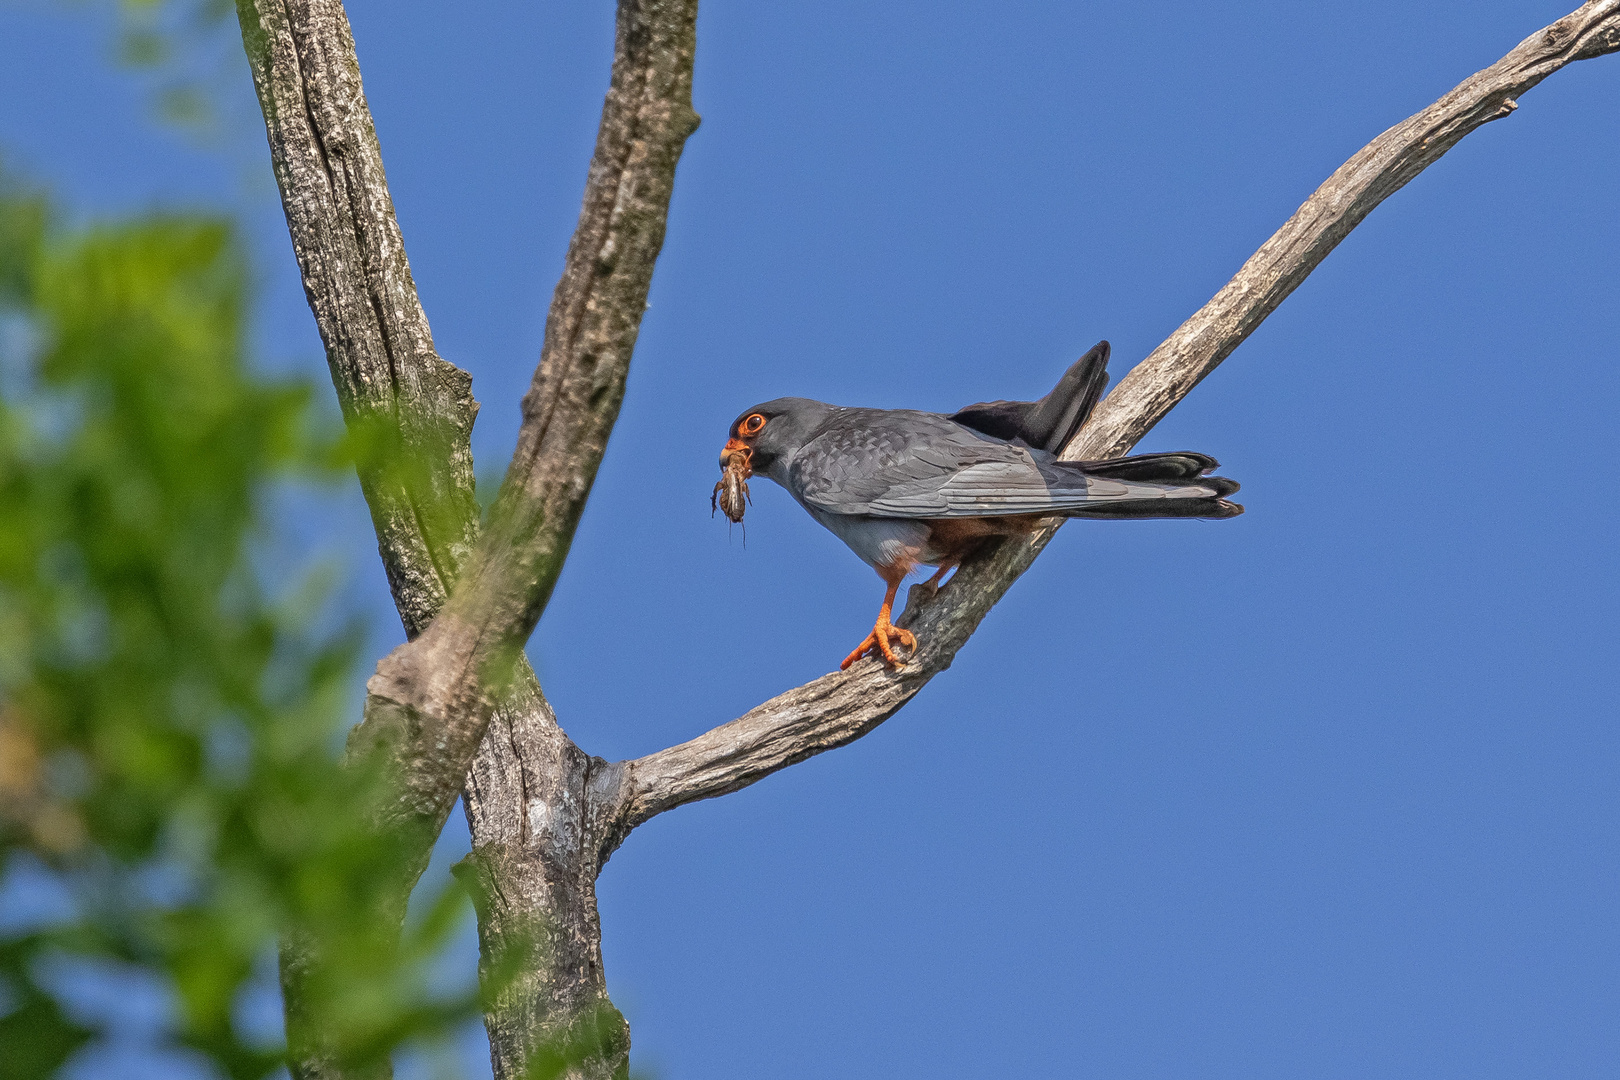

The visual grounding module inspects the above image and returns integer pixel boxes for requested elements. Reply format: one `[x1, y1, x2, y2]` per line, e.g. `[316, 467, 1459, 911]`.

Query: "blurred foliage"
[0, 165, 478, 1078]
[41, 0, 244, 137]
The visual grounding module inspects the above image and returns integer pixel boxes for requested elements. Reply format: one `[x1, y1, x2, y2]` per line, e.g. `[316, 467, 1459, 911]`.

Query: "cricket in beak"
[713, 439, 753, 524]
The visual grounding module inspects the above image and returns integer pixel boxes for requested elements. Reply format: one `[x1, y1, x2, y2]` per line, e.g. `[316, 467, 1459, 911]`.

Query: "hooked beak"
[720, 437, 753, 473]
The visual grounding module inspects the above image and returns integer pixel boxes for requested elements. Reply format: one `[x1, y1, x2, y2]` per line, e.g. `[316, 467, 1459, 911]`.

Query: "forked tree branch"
[238, 0, 521, 870]
[240, 1, 702, 1076]
[236, 0, 698, 859]
[607, 0, 1620, 841]
[235, 3, 506, 1076]
[354, 0, 701, 837]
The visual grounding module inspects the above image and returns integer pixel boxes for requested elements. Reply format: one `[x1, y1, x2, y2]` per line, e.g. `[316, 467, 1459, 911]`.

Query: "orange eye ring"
[740, 413, 766, 436]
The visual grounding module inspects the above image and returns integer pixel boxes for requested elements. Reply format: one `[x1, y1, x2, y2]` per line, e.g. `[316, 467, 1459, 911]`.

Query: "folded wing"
[789, 408, 1240, 521]
[862, 459, 1238, 518]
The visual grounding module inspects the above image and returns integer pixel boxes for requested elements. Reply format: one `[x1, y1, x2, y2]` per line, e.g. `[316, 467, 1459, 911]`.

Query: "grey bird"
[718, 342, 1241, 669]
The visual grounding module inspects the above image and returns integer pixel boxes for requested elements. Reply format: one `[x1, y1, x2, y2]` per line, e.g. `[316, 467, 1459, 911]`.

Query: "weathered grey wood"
[235, 0, 478, 638]
[440, 2, 702, 1078]
[458, 683, 629, 1080]
[609, 0, 1620, 838]
[233, 3, 604, 1079]
[353, 0, 701, 851]
[238, 0, 700, 1075]
[235, 0, 516, 864]
[234, 3, 496, 1077]
[1080, 0, 1620, 461]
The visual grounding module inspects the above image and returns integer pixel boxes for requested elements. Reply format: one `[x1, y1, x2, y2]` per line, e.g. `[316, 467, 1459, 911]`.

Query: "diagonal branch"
[239, 0, 552, 900]
[607, 0, 1620, 841]
[353, 3, 700, 1073]
[435, 0, 703, 653]
[1079, 0, 1620, 462]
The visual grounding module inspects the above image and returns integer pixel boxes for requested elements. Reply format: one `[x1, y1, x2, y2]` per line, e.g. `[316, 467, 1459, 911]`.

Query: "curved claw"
[839, 575, 917, 670]
[840, 621, 917, 670]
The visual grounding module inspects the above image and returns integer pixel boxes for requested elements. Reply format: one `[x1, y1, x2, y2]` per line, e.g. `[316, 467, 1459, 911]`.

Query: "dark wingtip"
[950, 340, 1114, 452]
[1030, 342, 1112, 451]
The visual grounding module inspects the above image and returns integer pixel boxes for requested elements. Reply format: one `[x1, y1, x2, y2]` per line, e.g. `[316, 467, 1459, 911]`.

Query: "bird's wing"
[950, 340, 1110, 453]
[861, 461, 1170, 518]
[789, 408, 1199, 519]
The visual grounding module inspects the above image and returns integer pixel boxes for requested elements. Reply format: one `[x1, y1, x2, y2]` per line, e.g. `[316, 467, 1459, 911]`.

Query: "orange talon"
[839, 577, 917, 670]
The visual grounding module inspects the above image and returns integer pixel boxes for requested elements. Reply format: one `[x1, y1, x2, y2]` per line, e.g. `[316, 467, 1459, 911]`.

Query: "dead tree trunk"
[233, 0, 1620, 1076]
[458, 680, 631, 1080]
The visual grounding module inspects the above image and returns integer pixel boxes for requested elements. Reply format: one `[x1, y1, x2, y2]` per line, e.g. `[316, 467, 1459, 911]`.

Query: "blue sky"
[3, 1, 1618, 1078]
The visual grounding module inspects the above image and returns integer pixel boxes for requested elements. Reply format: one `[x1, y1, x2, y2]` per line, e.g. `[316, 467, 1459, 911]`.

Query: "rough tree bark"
[233, 2, 486, 1075]
[233, 0, 1620, 1078]
[450, 4, 700, 1076]
[235, 0, 698, 1076]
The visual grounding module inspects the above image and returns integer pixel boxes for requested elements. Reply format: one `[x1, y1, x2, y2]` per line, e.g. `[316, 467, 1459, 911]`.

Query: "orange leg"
[840, 576, 918, 670]
[925, 562, 956, 589]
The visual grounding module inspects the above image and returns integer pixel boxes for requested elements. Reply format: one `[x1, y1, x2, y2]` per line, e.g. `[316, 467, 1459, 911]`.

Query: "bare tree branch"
[233, 3, 507, 1076]
[235, 0, 479, 638]
[238, 0, 698, 1076]
[354, 0, 701, 844]
[1080, 0, 1620, 461]
[458, 689, 628, 1080]
[242, 0, 700, 864]
[448, 6, 702, 1074]
[238, 0, 548, 894]
[610, 0, 1620, 838]
[332, 2, 695, 1075]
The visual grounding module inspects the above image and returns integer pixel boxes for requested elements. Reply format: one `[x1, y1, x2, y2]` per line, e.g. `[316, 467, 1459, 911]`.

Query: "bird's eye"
[741, 413, 766, 436]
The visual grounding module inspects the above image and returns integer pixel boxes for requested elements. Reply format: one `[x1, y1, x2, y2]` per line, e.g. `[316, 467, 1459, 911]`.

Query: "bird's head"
[720, 397, 835, 481]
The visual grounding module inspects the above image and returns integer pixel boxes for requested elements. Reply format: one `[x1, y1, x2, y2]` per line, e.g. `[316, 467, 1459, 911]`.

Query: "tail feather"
[1022, 340, 1109, 451]
[1051, 458, 1241, 519]
[1071, 452, 1222, 484]
[1064, 495, 1244, 520]
[948, 343, 1245, 520]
